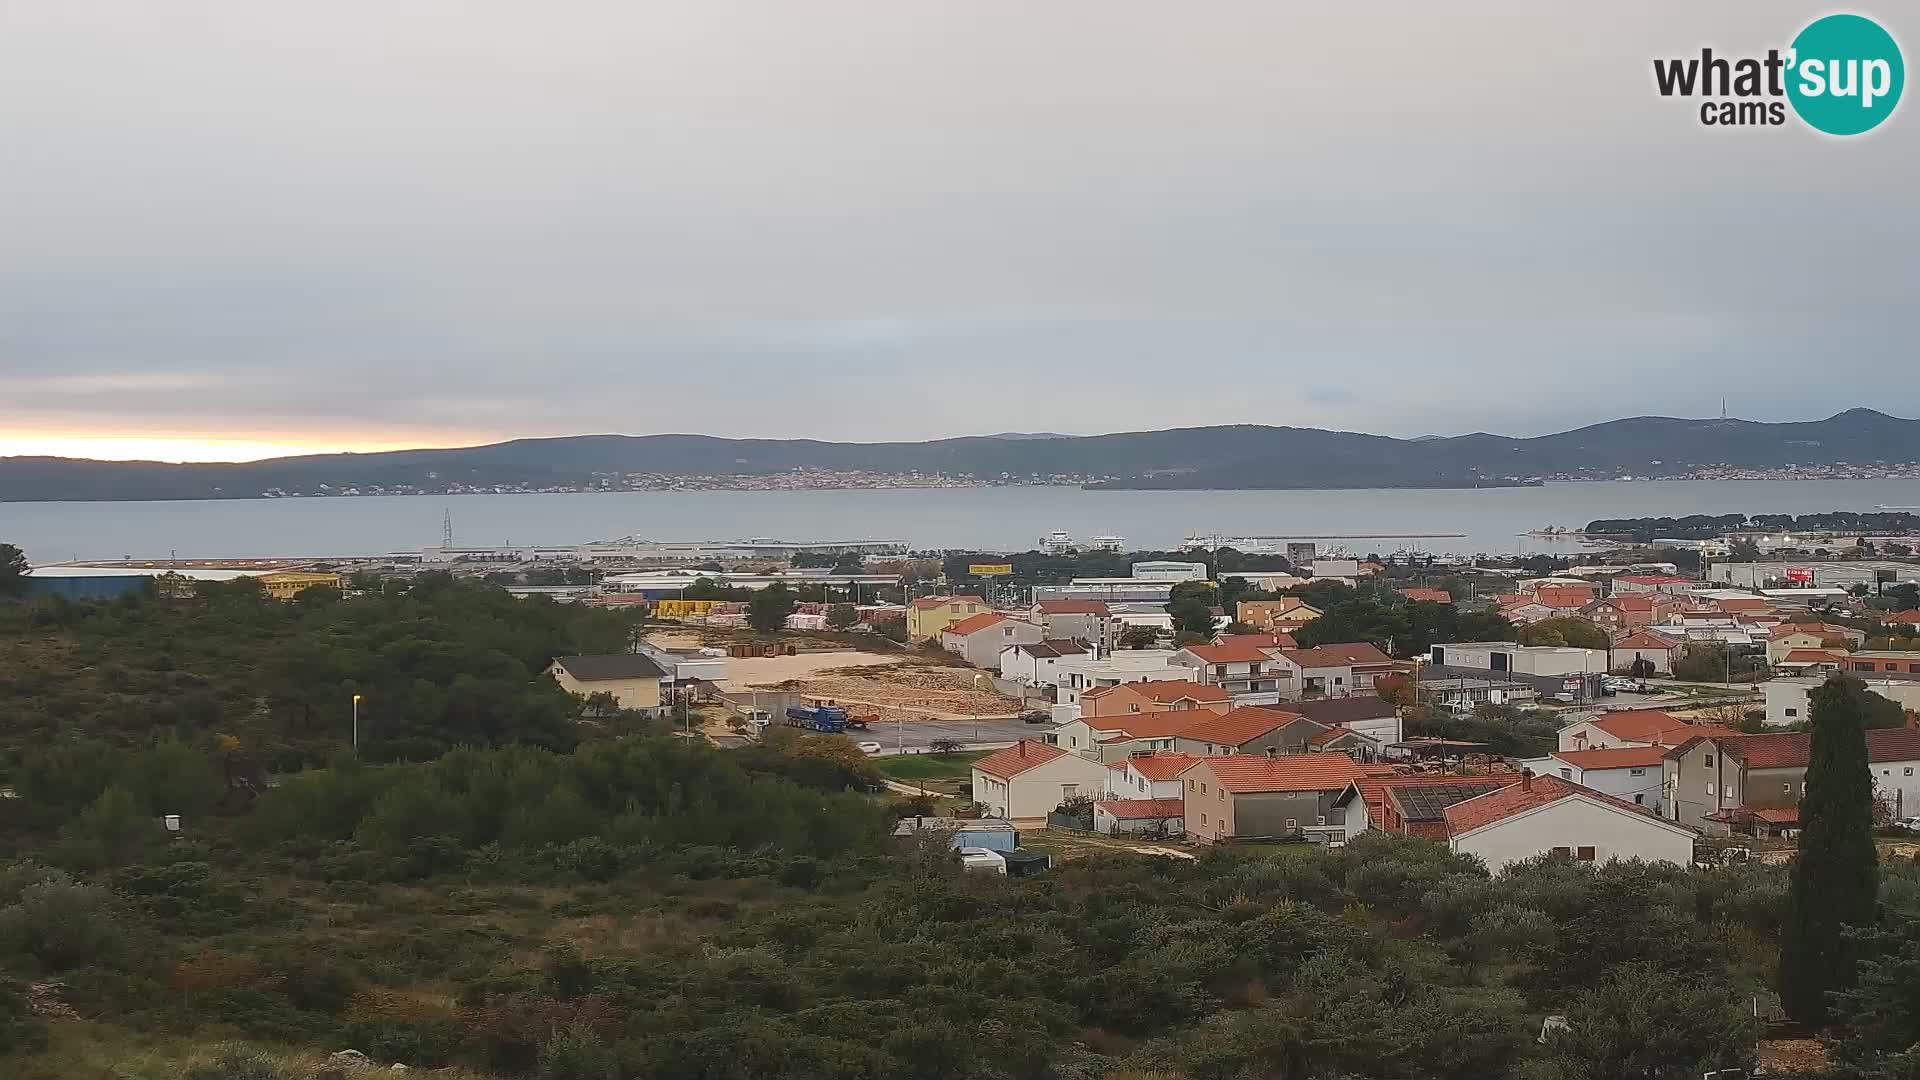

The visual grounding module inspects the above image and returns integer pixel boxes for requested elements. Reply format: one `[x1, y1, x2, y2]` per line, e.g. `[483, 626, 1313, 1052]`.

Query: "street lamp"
[352, 693, 362, 754]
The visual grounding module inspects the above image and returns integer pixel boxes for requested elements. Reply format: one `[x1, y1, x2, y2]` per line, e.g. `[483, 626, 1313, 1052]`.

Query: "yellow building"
[547, 655, 667, 716]
[258, 571, 342, 600]
[653, 598, 725, 619]
[907, 594, 988, 642]
[1235, 597, 1322, 634]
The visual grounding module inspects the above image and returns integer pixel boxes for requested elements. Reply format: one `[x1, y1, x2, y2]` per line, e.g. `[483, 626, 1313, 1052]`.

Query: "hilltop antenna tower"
[442, 508, 454, 548]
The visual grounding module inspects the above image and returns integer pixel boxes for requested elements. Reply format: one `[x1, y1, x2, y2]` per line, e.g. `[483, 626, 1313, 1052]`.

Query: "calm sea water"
[9, 479, 1920, 564]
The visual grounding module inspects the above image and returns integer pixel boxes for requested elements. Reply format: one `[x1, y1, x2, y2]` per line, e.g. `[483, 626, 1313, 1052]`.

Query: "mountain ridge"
[3, 410, 1916, 501]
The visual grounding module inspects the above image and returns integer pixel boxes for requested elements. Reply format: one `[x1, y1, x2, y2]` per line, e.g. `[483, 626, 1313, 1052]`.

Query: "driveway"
[864, 716, 1046, 753]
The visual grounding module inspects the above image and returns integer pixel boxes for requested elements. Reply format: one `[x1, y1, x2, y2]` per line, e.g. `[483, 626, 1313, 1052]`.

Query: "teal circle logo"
[1787, 14, 1904, 135]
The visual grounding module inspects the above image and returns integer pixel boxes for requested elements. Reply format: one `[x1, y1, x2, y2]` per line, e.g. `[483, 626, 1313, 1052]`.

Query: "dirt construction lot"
[757, 662, 1021, 723]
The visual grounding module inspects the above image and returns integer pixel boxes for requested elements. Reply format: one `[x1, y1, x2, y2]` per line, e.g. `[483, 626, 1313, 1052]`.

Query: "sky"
[0, 2, 1915, 462]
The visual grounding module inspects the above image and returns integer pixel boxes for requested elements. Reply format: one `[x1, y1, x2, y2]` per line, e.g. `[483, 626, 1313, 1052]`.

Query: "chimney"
[1520, 767, 1534, 792]
[1907, 710, 1917, 730]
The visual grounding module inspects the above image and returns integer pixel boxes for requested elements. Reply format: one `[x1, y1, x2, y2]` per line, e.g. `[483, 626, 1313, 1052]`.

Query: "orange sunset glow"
[0, 433, 484, 463]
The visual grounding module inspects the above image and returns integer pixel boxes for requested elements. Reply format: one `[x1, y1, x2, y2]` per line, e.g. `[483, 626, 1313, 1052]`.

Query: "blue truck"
[784, 703, 851, 733]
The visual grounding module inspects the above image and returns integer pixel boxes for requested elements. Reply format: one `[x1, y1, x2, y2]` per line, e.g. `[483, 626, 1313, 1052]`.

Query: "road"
[863, 716, 1045, 754]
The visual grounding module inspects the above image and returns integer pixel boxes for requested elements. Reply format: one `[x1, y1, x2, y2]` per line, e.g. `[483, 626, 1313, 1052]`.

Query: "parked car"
[856, 741, 884, 754]
[1020, 709, 1051, 724]
[1897, 816, 1920, 833]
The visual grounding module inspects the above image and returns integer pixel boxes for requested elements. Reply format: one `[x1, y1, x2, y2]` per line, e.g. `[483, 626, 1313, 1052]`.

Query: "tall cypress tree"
[1781, 674, 1881, 1025]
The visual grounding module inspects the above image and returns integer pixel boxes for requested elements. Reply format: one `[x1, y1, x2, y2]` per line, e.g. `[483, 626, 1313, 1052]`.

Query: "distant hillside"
[3, 409, 1916, 501]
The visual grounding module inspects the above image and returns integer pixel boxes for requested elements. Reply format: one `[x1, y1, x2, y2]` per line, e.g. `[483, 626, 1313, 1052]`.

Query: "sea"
[8, 479, 1920, 565]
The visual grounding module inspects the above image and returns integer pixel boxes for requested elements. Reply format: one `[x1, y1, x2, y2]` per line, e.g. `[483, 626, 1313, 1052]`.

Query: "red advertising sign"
[1785, 567, 1813, 583]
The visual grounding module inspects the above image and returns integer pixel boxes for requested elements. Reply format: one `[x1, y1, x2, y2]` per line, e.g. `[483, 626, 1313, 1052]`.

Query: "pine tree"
[1781, 674, 1881, 1025]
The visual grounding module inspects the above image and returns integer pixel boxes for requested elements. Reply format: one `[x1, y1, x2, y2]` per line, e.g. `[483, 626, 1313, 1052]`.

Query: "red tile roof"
[1216, 632, 1299, 650]
[1443, 773, 1688, 836]
[1119, 751, 1200, 780]
[942, 612, 1008, 636]
[1176, 707, 1306, 747]
[971, 739, 1068, 779]
[1096, 798, 1187, 820]
[1885, 611, 1920, 625]
[1614, 630, 1682, 651]
[1279, 643, 1393, 668]
[1599, 595, 1660, 612]
[1552, 746, 1669, 770]
[912, 594, 984, 610]
[1585, 709, 1741, 747]
[1780, 649, 1845, 664]
[1713, 727, 1920, 771]
[1186, 753, 1383, 794]
[1309, 726, 1373, 747]
[1753, 807, 1800, 825]
[1713, 597, 1772, 612]
[1036, 599, 1110, 616]
[1771, 622, 1854, 639]
[1399, 587, 1454, 604]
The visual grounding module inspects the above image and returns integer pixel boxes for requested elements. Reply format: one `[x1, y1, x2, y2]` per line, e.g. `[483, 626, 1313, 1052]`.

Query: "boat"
[1039, 530, 1075, 554]
[1085, 534, 1126, 552]
[1876, 505, 1920, 511]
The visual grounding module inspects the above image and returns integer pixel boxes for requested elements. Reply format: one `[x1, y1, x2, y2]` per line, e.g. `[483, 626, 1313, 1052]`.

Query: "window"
[1189, 779, 1195, 791]
[1577, 846, 1596, 862]
[1559, 768, 1572, 779]
[1130, 704, 1140, 713]
[1630, 767, 1646, 776]
[1334, 677, 1345, 685]
[1316, 815, 1327, 826]
[1551, 846, 1571, 856]
[1704, 754, 1714, 767]
[1907, 768, 1915, 777]
[1200, 812, 1207, 825]
[1783, 782, 1792, 794]
[1706, 782, 1715, 796]
[1285, 818, 1298, 829]
[1634, 794, 1645, 805]
[1859, 662, 1877, 672]
[1785, 708, 1799, 717]
[1062, 784, 1078, 799]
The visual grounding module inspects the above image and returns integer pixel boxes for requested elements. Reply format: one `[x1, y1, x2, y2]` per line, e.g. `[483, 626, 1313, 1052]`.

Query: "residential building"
[1180, 754, 1379, 844]
[998, 639, 1089, 686]
[1766, 623, 1864, 663]
[1223, 571, 1309, 592]
[1052, 650, 1184, 704]
[1498, 601, 1559, 626]
[1102, 750, 1198, 800]
[1518, 745, 1669, 816]
[1443, 772, 1697, 874]
[942, 614, 1045, 668]
[1884, 611, 1920, 629]
[1398, 587, 1453, 604]
[1284, 695, 1403, 744]
[1429, 642, 1607, 677]
[969, 740, 1111, 820]
[1311, 726, 1385, 759]
[1580, 594, 1667, 635]
[1611, 630, 1685, 675]
[1092, 798, 1186, 837]
[1776, 649, 1847, 676]
[547, 654, 667, 715]
[1419, 667, 1542, 709]
[1235, 597, 1322, 634]
[1557, 709, 1742, 753]
[1335, 774, 1520, 840]
[1078, 679, 1232, 720]
[1667, 726, 1920, 831]
[1612, 574, 1695, 596]
[1765, 675, 1920, 727]
[1533, 583, 1599, 611]
[1130, 560, 1209, 582]
[1271, 643, 1395, 699]
[1030, 599, 1111, 649]
[1844, 651, 1920, 677]
[1171, 640, 1292, 697]
[1171, 707, 1325, 757]
[907, 594, 987, 642]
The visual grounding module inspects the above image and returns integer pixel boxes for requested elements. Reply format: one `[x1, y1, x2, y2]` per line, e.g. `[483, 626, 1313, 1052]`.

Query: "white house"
[942, 614, 1046, 669]
[1517, 745, 1669, 816]
[1443, 773, 1697, 875]
[1555, 709, 1737, 752]
[1092, 798, 1186, 837]
[1053, 650, 1184, 704]
[969, 740, 1112, 821]
[998, 639, 1089, 686]
[1271, 643, 1396, 699]
[1102, 750, 1199, 799]
[1428, 642, 1608, 677]
[1766, 676, 1920, 727]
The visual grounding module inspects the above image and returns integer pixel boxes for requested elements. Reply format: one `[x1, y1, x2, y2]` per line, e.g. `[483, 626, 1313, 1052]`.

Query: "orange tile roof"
[1780, 649, 1846, 664]
[1129, 679, 1232, 703]
[1399, 588, 1453, 604]
[1181, 641, 1282, 664]
[1586, 709, 1741, 747]
[1095, 798, 1187, 820]
[1035, 599, 1110, 616]
[1216, 632, 1299, 650]
[1279, 643, 1393, 668]
[1443, 773, 1686, 836]
[1552, 746, 1669, 770]
[1713, 597, 1772, 612]
[1309, 725, 1373, 747]
[1175, 707, 1305, 747]
[1118, 751, 1200, 780]
[1185, 753, 1381, 794]
[1614, 630, 1682, 650]
[942, 612, 1009, 636]
[1885, 611, 1920, 625]
[1597, 595, 1660, 612]
[970, 739, 1068, 779]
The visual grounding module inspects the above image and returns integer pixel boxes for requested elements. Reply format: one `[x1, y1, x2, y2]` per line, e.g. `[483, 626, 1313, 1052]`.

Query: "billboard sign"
[969, 563, 1013, 577]
[1785, 567, 1813, 583]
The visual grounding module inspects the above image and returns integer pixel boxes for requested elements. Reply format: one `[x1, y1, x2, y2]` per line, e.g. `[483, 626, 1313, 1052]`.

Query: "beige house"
[970, 740, 1111, 821]
[941, 613, 1046, 668]
[547, 654, 668, 715]
[1180, 754, 1373, 844]
[1766, 625, 1858, 664]
[1444, 773, 1696, 874]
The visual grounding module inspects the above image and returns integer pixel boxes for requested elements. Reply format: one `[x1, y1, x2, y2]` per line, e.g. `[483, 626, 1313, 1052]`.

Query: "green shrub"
[537, 1024, 619, 1080]
[0, 878, 126, 971]
[181, 1044, 284, 1080]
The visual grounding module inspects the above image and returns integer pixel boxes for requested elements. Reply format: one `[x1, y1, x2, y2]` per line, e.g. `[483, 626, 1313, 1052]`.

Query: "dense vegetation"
[1585, 512, 1920, 542]
[1280, 581, 1516, 657]
[12, 571, 1920, 1079]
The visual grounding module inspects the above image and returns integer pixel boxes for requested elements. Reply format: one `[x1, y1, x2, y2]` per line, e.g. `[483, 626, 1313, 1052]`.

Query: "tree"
[825, 604, 859, 630]
[1727, 539, 1762, 563]
[1117, 625, 1160, 649]
[1891, 583, 1920, 612]
[1782, 674, 1882, 1026]
[746, 583, 798, 632]
[1533, 963, 1757, 1080]
[1517, 617, 1609, 650]
[0, 543, 26, 598]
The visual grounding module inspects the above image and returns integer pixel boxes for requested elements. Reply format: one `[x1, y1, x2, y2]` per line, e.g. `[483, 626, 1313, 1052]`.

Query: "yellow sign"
[969, 563, 1013, 577]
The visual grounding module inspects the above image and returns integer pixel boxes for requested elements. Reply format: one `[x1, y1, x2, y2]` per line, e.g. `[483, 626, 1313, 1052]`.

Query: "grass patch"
[875, 750, 987, 781]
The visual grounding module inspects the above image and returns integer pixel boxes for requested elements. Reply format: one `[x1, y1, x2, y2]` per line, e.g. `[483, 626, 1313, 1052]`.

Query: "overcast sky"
[0, 2, 1914, 460]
